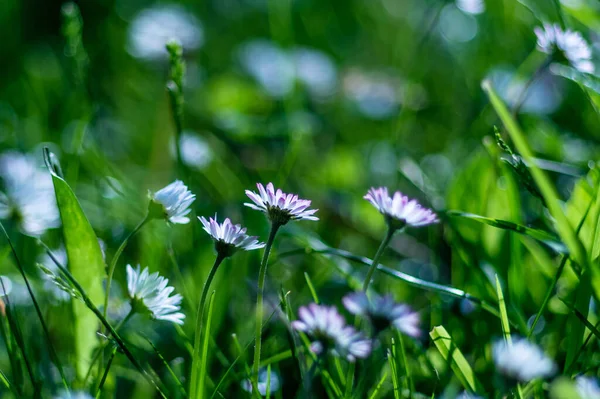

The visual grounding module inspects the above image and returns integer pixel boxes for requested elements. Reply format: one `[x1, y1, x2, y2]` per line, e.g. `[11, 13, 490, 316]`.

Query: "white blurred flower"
[492, 338, 556, 382]
[241, 368, 281, 396]
[535, 23, 594, 73]
[245, 182, 318, 225]
[291, 303, 371, 362]
[54, 391, 93, 399]
[365, 187, 438, 229]
[343, 69, 400, 119]
[576, 376, 600, 399]
[0, 276, 12, 296]
[238, 40, 338, 100]
[456, 0, 485, 15]
[126, 265, 185, 325]
[343, 292, 420, 337]
[0, 151, 60, 236]
[149, 180, 195, 224]
[127, 5, 203, 60]
[199, 215, 265, 257]
[173, 132, 213, 170]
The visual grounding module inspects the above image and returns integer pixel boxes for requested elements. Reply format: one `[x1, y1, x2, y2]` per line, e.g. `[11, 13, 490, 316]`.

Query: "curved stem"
[362, 227, 395, 292]
[346, 227, 395, 397]
[251, 223, 281, 397]
[103, 215, 149, 319]
[511, 56, 552, 117]
[189, 253, 226, 399]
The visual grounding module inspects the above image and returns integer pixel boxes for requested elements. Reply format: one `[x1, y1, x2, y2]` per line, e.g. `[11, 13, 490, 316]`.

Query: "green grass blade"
[446, 211, 567, 254]
[144, 336, 187, 397]
[482, 81, 587, 269]
[368, 370, 388, 399]
[199, 291, 216, 399]
[495, 275, 512, 345]
[387, 346, 401, 399]
[44, 148, 105, 380]
[429, 326, 483, 394]
[304, 272, 320, 304]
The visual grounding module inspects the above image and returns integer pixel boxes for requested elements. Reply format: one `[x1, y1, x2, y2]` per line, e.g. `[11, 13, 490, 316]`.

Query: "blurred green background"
[1, 0, 600, 397]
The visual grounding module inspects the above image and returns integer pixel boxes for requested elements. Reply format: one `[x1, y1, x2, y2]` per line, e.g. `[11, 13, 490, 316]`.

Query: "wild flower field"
[1, 0, 600, 398]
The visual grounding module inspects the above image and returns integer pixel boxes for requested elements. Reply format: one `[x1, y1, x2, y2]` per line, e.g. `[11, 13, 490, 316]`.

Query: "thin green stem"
[252, 223, 281, 397]
[346, 227, 395, 397]
[189, 253, 226, 399]
[103, 215, 149, 319]
[362, 227, 395, 291]
[95, 347, 117, 398]
[0, 222, 66, 392]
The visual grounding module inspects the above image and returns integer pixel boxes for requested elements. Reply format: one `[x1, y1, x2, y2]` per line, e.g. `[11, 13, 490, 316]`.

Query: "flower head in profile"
[365, 187, 438, 230]
[126, 265, 185, 325]
[241, 368, 281, 397]
[576, 376, 600, 399]
[492, 338, 556, 382]
[0, 152, 60, 236]
[343, 292, 420, 337]
[199, 215, 265, 258]
[291, 303, 371, 362]
[245, 182, 318, 225]
[534, 23, 594, 73]
[148, 180, 195, 224]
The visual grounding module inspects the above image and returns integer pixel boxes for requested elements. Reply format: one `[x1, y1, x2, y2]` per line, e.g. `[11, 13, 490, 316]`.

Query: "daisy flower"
[534, 23, 594, 73]
[126, 265, 185, 325]
[199, 215, 265, 257]
[291, 303, 371, 362]
[0, 151, 60, 236]
[364, 187, 438, 230]
[343, 292, 420, 337]
[244, 182, 318, 225]
[148, 180, 195, 224]
[492, 338, 556, 382]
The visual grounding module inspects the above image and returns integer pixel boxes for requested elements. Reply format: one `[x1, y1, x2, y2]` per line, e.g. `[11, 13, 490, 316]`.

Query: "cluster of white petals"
[492, 338, 556, 382]
[245, 182, 318, 225]
[292, 303, 371, 362]
[149, 180, 195, 224]
[126, 265, 185, 325]
[199, 215, 265, 256]
[364, 187, 438, 228]
[343, 292, 420, 337]
[534, 23, 594, 73]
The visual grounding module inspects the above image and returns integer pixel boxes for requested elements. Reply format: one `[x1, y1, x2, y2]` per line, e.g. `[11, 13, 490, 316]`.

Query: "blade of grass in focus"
[429, 326, 483, 395]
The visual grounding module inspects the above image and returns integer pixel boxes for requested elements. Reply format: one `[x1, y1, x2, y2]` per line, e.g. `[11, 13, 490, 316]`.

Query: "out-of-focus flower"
[238, 40, 338, 100]
[364, 187, 438, 230]
[0, 152, 60, 236]
[127, 5, 203, 60]
[343, 292, 420, 337]
[291, 303, 371, 362]
[199, 215, 265, 257]
[245, 182, 318, 225]
[54, 391, 93, 399]
[492, 338, 556, 382]
[456, 0, 485, 15]
[0, 276, 12, 297]
[126, 265, 185, 325]
[172, 132, 213, 170]
[535, 23, 594, 73]
[343, 69, 400, 119]
[148, 180, 195, 224]
[576, 376, 600, 399]
[241, 368, 281, 397]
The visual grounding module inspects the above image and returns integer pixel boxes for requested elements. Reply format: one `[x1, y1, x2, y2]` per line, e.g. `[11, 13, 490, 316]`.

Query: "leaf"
[550, 64, 600, 97]
[495, 276, 512, 345]
[199, 291, 216, 399]
[43, 148, 105, 380]
[429, 326, 483, 395]
[446, 211, 567, 254]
